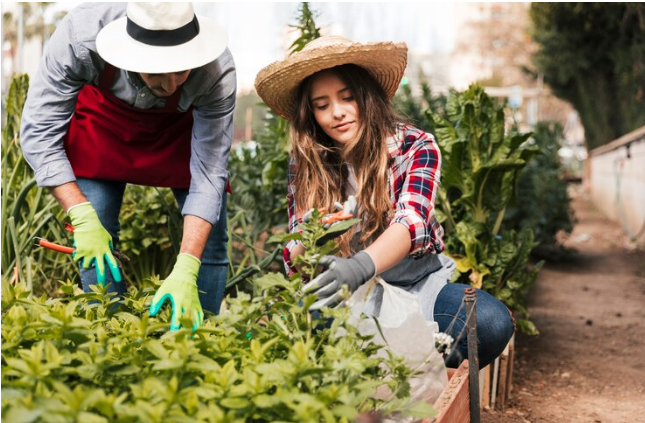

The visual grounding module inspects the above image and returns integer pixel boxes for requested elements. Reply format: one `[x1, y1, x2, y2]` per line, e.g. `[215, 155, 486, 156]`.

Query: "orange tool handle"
[37, 238, 75, 254]
[321, 210, 354, 225]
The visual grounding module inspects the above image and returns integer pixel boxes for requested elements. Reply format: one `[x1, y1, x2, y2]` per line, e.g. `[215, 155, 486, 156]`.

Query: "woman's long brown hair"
[290, 64, 406, 256]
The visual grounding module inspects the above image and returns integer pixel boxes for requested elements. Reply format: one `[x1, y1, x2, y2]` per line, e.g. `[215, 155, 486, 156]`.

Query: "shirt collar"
[126, 71, 146, 90]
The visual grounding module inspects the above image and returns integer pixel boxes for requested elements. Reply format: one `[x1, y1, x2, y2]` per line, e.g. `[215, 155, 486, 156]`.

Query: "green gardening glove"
[68, 202, 122, 286]
[149, 253, 203, 331]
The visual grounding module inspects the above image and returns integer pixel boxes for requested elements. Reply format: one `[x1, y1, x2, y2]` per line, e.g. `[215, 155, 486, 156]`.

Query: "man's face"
[139, 70, 191, 97]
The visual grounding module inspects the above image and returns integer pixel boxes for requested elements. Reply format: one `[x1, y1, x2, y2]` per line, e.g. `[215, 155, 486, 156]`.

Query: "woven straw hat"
[255, 35, 408, 120]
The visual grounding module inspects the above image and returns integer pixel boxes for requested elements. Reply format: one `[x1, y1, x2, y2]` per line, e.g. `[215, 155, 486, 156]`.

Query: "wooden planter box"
[424, 359, 471, 423]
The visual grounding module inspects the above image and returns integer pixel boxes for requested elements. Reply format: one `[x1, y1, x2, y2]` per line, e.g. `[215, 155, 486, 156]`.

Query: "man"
[20, 3, 236, 331]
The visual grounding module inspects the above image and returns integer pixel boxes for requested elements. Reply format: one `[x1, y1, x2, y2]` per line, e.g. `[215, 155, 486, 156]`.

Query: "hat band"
[126, 15, 200, 47]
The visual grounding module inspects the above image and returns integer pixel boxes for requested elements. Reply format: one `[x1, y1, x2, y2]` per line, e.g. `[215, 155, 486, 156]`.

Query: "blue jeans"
[76, 178, 228, 315]
[433, 283, 515, 369]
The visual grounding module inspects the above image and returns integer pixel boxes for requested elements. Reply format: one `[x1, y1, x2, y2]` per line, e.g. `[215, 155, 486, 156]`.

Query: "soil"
[482, 185, 645, 423]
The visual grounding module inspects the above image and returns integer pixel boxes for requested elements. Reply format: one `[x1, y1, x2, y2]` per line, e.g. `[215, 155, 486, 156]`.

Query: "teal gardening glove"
[68, 202, 122, 286]
[149, 253, 203, 331]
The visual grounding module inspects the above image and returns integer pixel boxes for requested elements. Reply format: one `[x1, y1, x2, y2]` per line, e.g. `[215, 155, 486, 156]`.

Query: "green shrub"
[503, 122, 576, 259]
[427, 85, 544, 335]
[118, 186, 182, 284]
[1, 213, 435, 422]
[1, 74, 77, 295]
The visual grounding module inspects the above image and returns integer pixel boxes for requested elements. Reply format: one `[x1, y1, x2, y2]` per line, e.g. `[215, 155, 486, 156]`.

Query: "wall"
[588, 126, 645, 245]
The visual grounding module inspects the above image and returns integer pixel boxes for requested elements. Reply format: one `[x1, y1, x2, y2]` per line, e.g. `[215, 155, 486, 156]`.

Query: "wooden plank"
[426, 360, 470, 423]
[507, 335, 515, 400]
[490, 356, 499, 409]
[481, 365, 491, 409]
[497, 345, 510, 410]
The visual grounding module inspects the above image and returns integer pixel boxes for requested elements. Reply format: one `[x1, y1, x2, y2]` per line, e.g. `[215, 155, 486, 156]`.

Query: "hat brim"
[96, 15, 228, 73]
[255, 41, 407, 120]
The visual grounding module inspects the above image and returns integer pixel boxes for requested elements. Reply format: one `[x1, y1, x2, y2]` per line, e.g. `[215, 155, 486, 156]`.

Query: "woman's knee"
[476, 290, 515, 367]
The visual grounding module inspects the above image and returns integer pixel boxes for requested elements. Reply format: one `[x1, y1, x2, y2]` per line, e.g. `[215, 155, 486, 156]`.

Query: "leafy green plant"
[1, 213, 435, 422]
[393, 82, 448, 131]
[503, 121, 576, 260]
[118, 186, 182, 284]
[287, 3, 322, 55]
[427, 84, 544, 335]
[1, 74, 77, 295]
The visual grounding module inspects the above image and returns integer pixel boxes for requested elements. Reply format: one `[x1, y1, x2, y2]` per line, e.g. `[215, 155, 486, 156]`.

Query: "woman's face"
[309, 71, 360, 145]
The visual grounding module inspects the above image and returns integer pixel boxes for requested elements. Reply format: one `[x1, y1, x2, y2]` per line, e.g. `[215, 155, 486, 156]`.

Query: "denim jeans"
[75, 178, 228, 315]
[433, 283, 515, 369]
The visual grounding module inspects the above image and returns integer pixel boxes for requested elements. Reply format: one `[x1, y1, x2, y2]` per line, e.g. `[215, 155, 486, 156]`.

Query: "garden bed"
[426, 360, 471, 423]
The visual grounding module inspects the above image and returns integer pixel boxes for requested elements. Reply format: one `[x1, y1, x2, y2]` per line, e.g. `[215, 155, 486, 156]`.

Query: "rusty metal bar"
[464, 287, 480, 423]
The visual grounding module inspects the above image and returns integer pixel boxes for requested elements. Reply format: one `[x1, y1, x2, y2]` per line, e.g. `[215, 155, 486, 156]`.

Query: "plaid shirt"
[284, 124, 445, 275]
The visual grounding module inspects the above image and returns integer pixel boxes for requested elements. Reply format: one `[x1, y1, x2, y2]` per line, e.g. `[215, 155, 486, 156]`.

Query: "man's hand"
[68, 202, 121, 286]
[149, 253, 203, 331]
[301, 251, 376, 310]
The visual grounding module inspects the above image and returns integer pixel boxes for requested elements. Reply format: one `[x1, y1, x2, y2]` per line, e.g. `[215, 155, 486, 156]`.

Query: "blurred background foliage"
[529, 3, 645, 149]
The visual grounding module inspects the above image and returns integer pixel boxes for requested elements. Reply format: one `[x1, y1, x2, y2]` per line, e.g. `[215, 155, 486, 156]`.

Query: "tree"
[530, 3, 645, 149]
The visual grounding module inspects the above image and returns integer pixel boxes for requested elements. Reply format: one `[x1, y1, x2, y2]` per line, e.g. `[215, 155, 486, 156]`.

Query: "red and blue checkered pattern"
[284, 124, 445, 275]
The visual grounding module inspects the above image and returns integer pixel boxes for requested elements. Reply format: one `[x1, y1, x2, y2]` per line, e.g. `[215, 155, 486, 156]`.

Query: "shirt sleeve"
[390, 130, 446, 257]
[181, 49, 237, 226]
[283, 155, 301, 276]
[20, 13, 96, 187]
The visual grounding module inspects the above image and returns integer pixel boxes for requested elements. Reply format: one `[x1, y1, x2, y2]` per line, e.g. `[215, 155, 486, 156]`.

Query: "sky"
[197, 3, 455, 92]
[39, 2, 455, 93]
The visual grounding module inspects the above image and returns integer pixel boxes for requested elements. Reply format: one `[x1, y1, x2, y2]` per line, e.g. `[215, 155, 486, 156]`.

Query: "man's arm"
[49, 182, 89, 212]
[173, 50, 236, 261]
[180, 215, 212, 260]
[20, 12, 94, 189]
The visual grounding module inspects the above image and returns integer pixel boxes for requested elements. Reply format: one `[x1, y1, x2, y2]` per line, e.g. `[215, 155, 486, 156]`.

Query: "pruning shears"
[33, 222, 129, 263]
[321, 209, 354, 226]
[303, 197, 357, 228]
[33, 222, 76, 254]
[34, 237, 76, 254]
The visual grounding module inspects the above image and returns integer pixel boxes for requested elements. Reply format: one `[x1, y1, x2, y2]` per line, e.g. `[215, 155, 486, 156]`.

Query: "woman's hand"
[302, 251, 376, 310]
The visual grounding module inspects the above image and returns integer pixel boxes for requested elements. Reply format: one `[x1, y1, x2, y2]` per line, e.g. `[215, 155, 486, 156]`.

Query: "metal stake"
[464, 288, 480, 423]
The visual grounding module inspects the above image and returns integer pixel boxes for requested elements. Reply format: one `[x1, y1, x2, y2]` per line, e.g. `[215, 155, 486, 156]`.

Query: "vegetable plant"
[2, 213, 436, 423]
[427, 85, 544, 335]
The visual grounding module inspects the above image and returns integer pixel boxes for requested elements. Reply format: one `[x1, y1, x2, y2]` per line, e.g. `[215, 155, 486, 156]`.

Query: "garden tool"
[34, 220, 129, 274]
[302, 196, 358, 246]
[34, 237, 76, 254]
[303, 195, 357, 228]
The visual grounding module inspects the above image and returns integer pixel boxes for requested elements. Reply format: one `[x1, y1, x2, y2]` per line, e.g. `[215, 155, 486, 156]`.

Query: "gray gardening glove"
[302, 251, 376, 310]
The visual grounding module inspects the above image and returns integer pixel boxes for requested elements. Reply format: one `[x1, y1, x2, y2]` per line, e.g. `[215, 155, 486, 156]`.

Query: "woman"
[255, 35, 514, 368]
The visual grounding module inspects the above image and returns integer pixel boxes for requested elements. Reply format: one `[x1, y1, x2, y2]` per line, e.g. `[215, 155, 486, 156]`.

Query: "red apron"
[64, 63, 194, 188]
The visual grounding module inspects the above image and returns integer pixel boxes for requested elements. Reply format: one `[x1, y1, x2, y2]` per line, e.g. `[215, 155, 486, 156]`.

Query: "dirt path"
[483, 185, 645, 423]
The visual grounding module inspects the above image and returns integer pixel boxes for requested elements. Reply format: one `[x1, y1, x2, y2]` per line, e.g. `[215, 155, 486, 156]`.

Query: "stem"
[475, 169, 491, 223]
[438, 190, 457, 232]
[492, 207, 506, 236]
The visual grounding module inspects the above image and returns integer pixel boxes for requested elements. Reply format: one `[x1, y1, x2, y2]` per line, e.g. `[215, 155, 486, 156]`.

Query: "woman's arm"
[289, 243, 306, 263]
[364, 222, 411, 275]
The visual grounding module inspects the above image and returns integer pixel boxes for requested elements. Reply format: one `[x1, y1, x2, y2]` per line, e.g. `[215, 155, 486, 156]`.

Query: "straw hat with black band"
[96, 2, 228, 74]
[255, 35, 408, 121]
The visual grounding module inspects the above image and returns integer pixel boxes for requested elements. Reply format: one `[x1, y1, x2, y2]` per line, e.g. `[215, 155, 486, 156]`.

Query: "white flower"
[434, 332, 454, 357]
